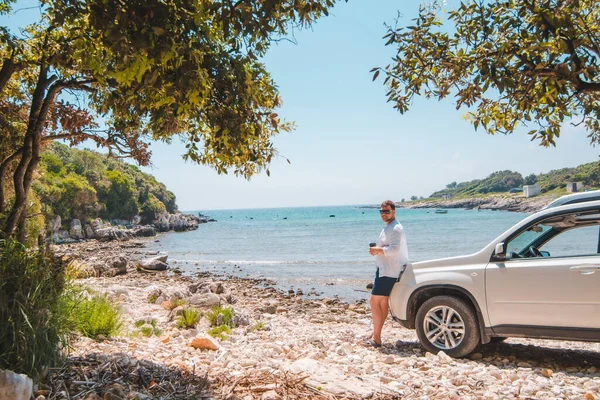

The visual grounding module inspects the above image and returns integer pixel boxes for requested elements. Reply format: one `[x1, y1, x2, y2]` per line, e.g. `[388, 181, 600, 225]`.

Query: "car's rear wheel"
[415, 295, 480, 358]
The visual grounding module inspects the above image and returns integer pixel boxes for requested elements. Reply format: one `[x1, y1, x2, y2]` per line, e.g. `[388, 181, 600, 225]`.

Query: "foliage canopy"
[376, 0, 600, 146]
[0, 0, 340, 239]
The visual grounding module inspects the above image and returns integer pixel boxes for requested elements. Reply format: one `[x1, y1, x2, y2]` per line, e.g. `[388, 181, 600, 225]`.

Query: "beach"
[41, 239, 600, 400]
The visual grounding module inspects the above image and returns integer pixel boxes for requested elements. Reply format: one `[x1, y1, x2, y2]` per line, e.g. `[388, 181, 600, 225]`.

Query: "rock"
[0, 369, 33, 400]
[190, 336, 219, 350]
[134, 226, 156, 237]
[85, 224, 95, 239]
[102, 255, 128, 277]
[69, 219, 84, 240]
[470, 352, 483, 360]
[187, 293, 220, 307]
[541, 368, 553, 378]
[261, 390, 281, 400]
[137, 255, 169, 271]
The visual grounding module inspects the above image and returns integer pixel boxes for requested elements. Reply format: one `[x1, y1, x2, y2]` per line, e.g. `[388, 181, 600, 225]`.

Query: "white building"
[523, 184, 541, 197]
[566, 182, 584, 193]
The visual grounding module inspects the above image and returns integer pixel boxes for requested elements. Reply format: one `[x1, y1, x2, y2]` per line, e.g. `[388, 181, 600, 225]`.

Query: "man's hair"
[381, 200, 396, 210]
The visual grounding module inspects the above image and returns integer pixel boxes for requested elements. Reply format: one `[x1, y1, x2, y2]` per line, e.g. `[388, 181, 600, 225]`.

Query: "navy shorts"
[371, 268, 398, 296]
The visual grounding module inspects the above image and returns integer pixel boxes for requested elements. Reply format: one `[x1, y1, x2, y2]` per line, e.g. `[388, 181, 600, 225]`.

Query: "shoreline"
[42, 239, 600, 399]
[397, 194, 557, 213]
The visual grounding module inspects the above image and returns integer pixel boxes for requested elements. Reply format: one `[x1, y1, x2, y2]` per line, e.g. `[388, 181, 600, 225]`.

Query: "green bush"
[74, 294, 122, 339]
[206, 305, 236, 327]
[0, 240, 75, 378]
[176, 307, 201, 329]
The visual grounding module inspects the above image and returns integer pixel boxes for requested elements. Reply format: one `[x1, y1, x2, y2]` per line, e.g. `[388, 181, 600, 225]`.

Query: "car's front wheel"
[415, 295, 480, 358]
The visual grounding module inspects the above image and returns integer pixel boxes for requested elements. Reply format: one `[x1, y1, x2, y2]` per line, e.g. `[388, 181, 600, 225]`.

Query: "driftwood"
[41, 353, 211, 399]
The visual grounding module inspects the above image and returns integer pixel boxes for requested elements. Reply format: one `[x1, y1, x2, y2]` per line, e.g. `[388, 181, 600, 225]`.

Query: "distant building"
[566, 182, 584, 193]
[441, 194, 452, 200]
[523, 184, 541, 197]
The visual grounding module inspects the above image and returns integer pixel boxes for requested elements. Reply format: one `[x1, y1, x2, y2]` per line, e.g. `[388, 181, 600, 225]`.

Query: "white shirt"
[375, 219, 409, 278]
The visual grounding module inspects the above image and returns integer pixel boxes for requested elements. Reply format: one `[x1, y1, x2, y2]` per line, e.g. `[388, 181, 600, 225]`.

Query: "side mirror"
[494, 243, 506, 259]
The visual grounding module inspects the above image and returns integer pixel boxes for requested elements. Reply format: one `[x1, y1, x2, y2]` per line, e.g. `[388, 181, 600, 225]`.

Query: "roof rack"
[542, 190, 600, 209]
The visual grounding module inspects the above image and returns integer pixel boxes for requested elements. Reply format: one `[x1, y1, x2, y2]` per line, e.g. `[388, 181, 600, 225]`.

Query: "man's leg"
[370, 295, 388, 345]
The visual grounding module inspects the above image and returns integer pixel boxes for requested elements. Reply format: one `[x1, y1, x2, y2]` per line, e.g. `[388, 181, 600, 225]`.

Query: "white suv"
[389, 191, 600, 357]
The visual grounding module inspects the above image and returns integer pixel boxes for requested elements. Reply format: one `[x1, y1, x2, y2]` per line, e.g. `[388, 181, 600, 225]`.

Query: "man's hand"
[369, 246, 384, 256]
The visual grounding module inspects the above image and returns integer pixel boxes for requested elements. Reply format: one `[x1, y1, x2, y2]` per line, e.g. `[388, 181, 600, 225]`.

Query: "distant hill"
[429, 162, 600, 198]
[33, 142, 177, 224]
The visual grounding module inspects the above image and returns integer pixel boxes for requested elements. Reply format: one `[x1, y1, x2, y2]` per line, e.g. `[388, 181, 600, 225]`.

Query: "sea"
[144, 206, 528, 303]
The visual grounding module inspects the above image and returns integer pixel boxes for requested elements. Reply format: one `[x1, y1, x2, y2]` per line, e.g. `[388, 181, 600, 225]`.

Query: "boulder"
[187, 293, 220, 307]
[84, 224, 95, 239]
[0, 369, 33, 400]
[90, 218, 103, 231]
[189, 336, 218, 350]
[137, 255, 169, 271]
[103, 255, 128, 277]
[69, 219, 84, 240]
[134, 226, 156, 237]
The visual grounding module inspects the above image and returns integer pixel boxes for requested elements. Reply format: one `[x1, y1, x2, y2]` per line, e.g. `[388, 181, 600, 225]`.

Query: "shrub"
[74, 294, 122, 339]
[134, 318, 161, 337]
[0, 240, 75, 378]
[165, 299, 187, 311]
[207, 325, 231, 340]
[249, 321, 267, 332]
[176, 307, 201, 329]
[206, 305, 236, 327]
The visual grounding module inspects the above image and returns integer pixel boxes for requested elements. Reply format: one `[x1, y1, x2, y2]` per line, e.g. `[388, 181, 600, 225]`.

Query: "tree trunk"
[3, 63, 49, 237]
[0, 150, 21, 214]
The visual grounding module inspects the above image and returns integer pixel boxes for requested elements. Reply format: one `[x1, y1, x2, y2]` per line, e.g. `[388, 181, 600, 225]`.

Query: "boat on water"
[434, 209, 448, 214]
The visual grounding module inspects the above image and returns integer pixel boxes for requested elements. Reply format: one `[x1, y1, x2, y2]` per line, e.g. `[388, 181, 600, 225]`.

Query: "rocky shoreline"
[47, 211, 211, 244]
[36, 239, 600, 399]
[398, 194, 557, 213]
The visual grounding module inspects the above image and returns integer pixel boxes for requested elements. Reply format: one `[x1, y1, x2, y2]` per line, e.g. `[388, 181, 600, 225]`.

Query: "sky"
[4, 0, 600, 211]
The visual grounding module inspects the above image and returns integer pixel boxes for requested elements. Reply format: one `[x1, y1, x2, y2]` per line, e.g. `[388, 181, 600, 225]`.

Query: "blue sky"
[4, 0, 600, 210]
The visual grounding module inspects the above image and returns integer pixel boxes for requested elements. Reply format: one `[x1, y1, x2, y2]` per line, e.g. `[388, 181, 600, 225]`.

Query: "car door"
[486, 216, 600, 331]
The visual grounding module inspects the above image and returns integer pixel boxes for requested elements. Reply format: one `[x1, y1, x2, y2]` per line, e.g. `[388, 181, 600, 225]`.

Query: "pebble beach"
[44, 239, 600, 400]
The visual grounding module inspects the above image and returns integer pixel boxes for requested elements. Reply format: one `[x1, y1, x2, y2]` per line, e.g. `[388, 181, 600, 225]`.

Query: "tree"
[446, 181, 457, 190]
[410, 195, 418, 201]
[0, 0, 340, 240]
[524, 173, 537, 185]
[375, 0, 600, 148]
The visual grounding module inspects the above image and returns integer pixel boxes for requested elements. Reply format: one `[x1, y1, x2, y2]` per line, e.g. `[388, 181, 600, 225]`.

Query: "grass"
[206, 304, 236, 327]
[0, 240, 76, 378]
[207, 325, 231, 340]
[176, 307, 201, 329]
[75, 294, 122, 339]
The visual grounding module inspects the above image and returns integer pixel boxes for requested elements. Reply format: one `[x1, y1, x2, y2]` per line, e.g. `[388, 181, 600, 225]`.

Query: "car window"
[540, 225, 600, 257]
[506, 223, 553, 255]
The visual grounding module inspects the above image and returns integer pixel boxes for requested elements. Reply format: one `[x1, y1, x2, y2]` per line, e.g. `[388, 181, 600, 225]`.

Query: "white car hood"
[410, 253, 482, 270]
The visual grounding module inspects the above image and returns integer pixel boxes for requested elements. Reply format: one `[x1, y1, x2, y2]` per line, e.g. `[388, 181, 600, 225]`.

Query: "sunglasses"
[379, 210, 393, 214]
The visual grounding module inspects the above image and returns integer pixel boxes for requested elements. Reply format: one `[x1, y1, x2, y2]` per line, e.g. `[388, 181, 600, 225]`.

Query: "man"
[364, 200, 409, 348]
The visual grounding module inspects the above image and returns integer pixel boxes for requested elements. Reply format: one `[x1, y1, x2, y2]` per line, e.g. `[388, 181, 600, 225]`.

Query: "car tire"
[415, 295, 480, 358]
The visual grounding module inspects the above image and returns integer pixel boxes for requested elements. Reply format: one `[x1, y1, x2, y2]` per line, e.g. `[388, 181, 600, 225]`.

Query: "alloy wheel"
[422, 305, 466, 350]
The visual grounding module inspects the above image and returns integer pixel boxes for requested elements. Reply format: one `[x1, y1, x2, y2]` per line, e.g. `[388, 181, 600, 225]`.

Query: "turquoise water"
[145, 206, 527, 302]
